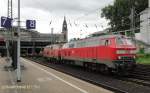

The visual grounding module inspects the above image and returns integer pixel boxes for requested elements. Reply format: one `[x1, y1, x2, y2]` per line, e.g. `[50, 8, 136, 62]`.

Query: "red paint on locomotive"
[43, 35, 136, 73]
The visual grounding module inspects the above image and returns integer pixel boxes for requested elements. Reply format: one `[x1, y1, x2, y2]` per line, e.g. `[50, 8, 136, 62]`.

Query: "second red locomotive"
[43, 35, 137, 74]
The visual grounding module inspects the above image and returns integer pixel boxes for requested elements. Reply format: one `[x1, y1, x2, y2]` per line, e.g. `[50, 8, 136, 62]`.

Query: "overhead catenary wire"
[31, 0, 107, 29]
[11, 0, 110, 36]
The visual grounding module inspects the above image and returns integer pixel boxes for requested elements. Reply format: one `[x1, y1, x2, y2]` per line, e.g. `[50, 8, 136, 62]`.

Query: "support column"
[149, 0, 150, 8]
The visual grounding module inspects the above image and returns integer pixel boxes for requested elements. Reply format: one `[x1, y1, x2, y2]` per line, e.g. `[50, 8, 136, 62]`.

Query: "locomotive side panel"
[42, 35, 137, 74]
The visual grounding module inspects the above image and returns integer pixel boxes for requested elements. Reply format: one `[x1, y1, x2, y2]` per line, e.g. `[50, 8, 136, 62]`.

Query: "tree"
[101, 0, 148, 32]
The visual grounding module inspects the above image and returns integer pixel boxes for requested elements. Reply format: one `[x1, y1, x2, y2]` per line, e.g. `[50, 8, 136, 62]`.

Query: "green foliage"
[136, 52, 150, 65]
[137, 54, 150, 65]
[138, 48, 145, 54]
[101, 0, 148, 32]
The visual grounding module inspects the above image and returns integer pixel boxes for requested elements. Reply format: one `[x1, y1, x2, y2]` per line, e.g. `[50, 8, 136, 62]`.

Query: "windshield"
[126, 38, 133, 45]
[116, 37, 133, 45]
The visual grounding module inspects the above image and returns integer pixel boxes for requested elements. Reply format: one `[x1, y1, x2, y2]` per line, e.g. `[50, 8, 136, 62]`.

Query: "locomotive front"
[114, 36, 137, 73]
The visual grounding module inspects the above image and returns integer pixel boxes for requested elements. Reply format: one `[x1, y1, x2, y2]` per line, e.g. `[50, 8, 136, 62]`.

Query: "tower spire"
[62, 16, 68, 42]
[64, 16, 66, 20]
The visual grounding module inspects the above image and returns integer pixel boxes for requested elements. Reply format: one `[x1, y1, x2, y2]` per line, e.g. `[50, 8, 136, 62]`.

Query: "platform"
[0, 57, 113, 93]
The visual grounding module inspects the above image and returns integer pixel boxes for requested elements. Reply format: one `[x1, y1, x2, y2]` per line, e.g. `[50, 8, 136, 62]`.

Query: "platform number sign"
[1, 16, 12, 29]
[26, 20, 36, 29]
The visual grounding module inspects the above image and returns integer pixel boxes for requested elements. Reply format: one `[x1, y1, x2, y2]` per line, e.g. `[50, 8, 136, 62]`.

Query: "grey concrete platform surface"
[0, 57, 113, 93]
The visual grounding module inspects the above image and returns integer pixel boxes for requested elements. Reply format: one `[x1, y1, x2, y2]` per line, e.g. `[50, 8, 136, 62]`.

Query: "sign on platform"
[1, 16, 13, 29]
[26, 20, 36, 29]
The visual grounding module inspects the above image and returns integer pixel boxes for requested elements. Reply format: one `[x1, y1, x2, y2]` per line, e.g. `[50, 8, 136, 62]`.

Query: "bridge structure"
[0, 27, 66, 56]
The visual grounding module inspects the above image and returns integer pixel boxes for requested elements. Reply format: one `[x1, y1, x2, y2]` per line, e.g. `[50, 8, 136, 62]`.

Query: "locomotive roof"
[44, 34, 126, 49]
[69, 34, 124, 43]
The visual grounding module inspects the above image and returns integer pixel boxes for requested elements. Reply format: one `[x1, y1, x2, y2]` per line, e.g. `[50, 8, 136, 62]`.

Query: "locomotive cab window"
[105, 40, 111, 46]
[116, 37, 133, 45]
[116, 37, 124, 45]
[100, 39, 111, 46]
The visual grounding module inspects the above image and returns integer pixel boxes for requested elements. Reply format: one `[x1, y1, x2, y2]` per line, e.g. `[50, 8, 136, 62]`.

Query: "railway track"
[134, 64, 150, 74]
[137, 64, 150, 69]
[25, 57, 150, 93]
[26, 57, 126, 93]
[130, 74, 150, 81]
[132, 71, 150, 76]
[118, 64, 150, 87]
[129, 64, 150, 82]
[118, 77, 150, 87]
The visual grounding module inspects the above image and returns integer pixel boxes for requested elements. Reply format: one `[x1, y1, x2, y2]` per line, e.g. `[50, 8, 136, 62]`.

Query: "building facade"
[140, 7, 150, 45]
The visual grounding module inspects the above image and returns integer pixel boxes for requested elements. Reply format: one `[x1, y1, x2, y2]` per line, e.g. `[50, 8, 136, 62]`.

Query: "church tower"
[62, 16, 68, 42]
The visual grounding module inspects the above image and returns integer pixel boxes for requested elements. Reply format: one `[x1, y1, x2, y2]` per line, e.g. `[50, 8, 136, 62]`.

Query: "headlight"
[118, 56, 122, 59]
[116, 50, 127, 54]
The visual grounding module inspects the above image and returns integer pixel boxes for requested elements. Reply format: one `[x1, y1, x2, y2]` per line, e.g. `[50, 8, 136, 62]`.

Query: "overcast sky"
[0, 0, 114, 40]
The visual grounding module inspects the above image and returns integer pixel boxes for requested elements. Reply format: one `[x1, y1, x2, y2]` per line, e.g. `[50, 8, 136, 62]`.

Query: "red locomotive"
[43, 35, 137, 74]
